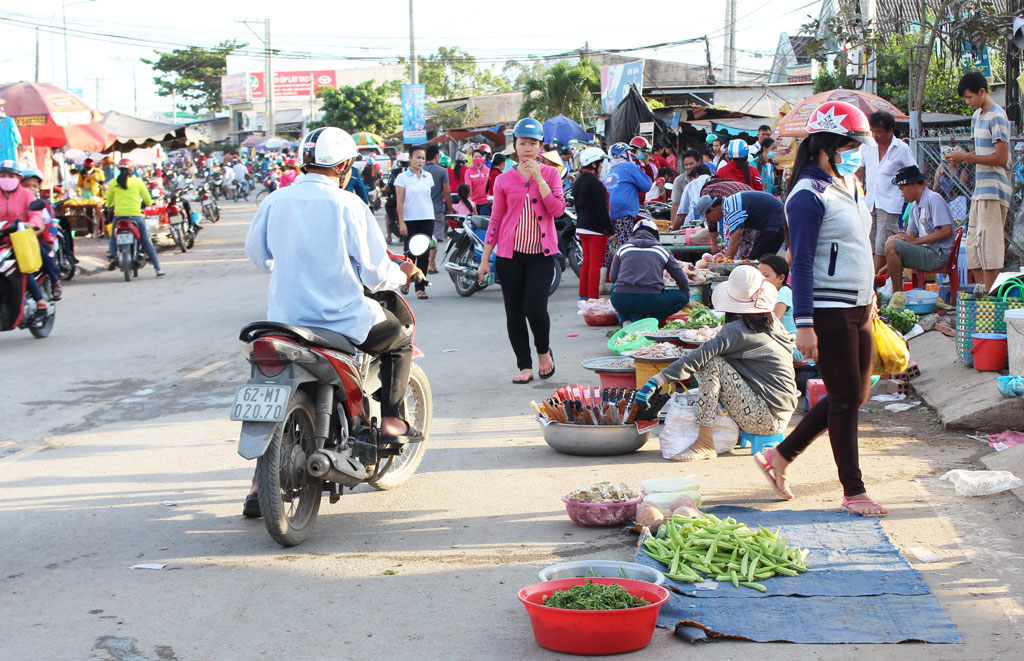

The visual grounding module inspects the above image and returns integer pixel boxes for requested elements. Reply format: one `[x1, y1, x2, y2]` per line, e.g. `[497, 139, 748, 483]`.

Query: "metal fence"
[915, 135, 1024, 268]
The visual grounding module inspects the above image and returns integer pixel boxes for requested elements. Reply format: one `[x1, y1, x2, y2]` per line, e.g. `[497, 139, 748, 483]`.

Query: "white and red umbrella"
[0, 81, 113, 152]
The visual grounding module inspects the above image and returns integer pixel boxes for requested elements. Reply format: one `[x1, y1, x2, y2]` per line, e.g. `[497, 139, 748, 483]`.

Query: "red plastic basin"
[518, 577, 669, 655]
[584, 312, 620, 326]
[595, 369, 637, 390]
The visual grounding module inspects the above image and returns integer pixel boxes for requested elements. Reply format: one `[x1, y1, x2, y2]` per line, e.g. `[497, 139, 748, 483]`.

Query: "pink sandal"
[841, 496, 888, 518]
[753, 448, 794, 500]
[538, 352, 555, 380]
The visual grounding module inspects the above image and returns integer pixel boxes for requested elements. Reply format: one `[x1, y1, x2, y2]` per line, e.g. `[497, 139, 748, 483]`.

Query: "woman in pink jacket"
[478, 118, 566, 384]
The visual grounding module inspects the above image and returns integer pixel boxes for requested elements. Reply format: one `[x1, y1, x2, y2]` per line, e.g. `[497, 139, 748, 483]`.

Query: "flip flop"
[538, 353, 556, 380]
[381, 418, 425, 444]
[841, 496, 888, 518]
[512, 373, 533, 384]
[753, 449, 794, 500]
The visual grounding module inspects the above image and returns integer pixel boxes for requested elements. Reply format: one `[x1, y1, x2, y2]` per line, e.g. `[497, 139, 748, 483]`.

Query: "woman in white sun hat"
[635, 265, 798, 461]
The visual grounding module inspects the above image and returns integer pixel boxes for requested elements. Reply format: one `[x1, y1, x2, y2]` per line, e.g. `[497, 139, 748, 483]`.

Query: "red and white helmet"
[805, 101, 874, 145]
[118, 158, 133, 169]
[629, 136, 651, 151]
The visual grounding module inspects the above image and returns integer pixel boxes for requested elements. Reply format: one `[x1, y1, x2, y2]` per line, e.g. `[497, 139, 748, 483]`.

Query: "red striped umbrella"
[0, 81, 113, 152]
[777, 88, 908, 138]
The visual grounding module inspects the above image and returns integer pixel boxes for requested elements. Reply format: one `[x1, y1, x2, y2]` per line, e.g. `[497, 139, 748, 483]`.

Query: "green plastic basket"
[607, 318, 660, 355]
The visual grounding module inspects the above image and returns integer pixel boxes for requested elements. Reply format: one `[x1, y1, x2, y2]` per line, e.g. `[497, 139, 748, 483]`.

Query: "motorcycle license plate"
[230, 385, 291, 422]
[202, 199, 214, 206]
[169, 216, 183, 225]
[116, 233, 134, 245]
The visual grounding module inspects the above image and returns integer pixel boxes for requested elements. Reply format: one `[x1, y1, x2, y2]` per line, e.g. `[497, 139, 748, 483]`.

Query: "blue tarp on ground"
[634, 506, 963, 644]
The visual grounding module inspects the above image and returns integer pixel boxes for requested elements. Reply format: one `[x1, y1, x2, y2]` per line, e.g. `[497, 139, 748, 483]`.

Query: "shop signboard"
[401, 84, 427, 144]
[600, 60, 644, 113]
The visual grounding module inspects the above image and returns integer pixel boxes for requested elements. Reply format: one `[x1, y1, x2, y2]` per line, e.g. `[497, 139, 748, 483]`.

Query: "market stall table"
[57, 199, 107, 237]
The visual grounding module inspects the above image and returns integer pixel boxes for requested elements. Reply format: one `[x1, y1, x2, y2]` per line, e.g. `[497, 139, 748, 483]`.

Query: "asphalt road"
[2, 201, 1023, 660]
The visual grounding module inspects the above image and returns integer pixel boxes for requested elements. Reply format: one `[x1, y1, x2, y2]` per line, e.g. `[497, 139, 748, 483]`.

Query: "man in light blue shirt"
[245, 127, 422, 443]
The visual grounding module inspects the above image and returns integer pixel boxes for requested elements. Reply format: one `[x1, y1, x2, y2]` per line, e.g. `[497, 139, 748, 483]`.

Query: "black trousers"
[356, 310, 413, 419]
[403, 219, 433, 292]
[495, 252, 554, 370]
[776, 306, 873, 497]
[749, 228, 784, 260]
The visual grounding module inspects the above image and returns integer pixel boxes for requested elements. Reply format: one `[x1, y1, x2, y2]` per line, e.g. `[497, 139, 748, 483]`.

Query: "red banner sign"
[250, 70, 337, 100]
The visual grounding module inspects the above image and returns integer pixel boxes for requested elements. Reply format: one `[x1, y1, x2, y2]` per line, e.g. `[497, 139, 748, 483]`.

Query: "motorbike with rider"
[238, 127, 430, 546]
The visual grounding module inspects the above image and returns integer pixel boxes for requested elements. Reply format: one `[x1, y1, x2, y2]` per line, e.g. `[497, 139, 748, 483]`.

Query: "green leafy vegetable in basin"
[542, 579, 650, 610]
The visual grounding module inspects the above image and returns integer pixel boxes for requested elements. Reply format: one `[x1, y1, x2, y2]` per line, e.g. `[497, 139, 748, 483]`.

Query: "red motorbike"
[0, 221, 57, 338]
[232, 237, 432, 546]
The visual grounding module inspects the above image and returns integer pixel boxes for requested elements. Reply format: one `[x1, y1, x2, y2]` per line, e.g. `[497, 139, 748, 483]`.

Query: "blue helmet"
[513, 117, 544, 141]
[727, 139, 749, 159]
[21, 168, 43, 182]
[0, 159, 21, 177]
[609, 142, 630, 159]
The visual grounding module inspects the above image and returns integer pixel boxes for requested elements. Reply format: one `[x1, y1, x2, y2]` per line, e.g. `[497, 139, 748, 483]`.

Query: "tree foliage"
[309, 81, 400, 135]
[403, 46, 513, 100]
[519, 59, 601, 125]
[429, 103, 483, 130]
[142, 40, 244, 113]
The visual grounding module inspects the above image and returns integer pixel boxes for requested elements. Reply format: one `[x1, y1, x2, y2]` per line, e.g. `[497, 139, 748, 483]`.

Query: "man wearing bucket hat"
[692, 190, 785, 261]
[636, 265, 798, 461]
[882, 164, 954, 296]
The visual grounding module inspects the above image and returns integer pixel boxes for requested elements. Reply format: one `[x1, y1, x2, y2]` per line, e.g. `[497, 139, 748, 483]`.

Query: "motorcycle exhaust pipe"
[307, 448, 366, 487]
[443, 263, 477, 277]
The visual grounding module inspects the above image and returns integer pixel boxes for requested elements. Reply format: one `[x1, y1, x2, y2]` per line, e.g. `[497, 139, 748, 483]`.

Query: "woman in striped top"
[479, 118, 566, 384]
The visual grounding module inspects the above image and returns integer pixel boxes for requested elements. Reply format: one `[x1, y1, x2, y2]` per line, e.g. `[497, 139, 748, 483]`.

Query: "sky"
[2, 0, 824, 119]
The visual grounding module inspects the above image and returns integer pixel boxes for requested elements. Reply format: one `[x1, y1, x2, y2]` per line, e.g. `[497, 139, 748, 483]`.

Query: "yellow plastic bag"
[872, 316, 910, 376]
[10, 227, 42, 274]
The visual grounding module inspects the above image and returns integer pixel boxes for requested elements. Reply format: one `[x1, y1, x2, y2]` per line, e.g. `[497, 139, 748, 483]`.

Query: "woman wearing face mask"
[755, 102, 885, 518]
[0, 161, 50, 312]
[478, 118, 566, 384]
[465, 149, 491, 216]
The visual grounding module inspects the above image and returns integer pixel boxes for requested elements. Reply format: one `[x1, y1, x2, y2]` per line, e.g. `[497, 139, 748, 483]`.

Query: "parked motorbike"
[0, 221, 57, 338]
[49, 221, 76, 281]
[209, 171, 227, 200]
[233, 235, 433, 547]
[442, 214, 562, 298]
[555, 208, 581, 279]
[112, 217, 148, 282]
[165, 183, 198, 251]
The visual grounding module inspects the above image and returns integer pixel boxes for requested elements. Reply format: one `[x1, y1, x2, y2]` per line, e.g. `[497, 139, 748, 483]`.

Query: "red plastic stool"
[804, 378, 827, 411]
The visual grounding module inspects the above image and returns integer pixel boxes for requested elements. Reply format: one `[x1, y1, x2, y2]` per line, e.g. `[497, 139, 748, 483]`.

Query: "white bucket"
[1005, 308, 1024, 376]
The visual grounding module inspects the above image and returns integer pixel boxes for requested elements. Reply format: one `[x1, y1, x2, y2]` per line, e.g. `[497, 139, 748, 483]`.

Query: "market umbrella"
[0, 81, 113, 152]
[353, 131, 385, 146]
[776, 88, 908, 138]
[254, 136, 291, 151]
[542, 115, 593, 145]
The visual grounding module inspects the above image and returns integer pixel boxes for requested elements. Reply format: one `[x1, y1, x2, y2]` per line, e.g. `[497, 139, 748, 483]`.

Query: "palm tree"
[519, 59, 600, 126]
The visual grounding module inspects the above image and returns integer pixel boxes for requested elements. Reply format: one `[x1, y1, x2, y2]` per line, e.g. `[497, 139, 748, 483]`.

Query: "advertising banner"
[247, 70, 337, 101]
[401, 84, 427, 144]
[221, 72, 250, 106]
[600, 60, 644, 114]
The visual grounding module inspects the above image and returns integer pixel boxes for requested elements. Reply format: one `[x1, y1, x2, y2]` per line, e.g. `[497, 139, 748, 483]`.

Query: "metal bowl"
[539, 421, 652, 456]
[538, 561, 665, 586]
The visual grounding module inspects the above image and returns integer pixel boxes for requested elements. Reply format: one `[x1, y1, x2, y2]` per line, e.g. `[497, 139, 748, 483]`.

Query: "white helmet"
[300, 127, 357, 169]
[578, 146, 607, 168]
[397, 152, 410, 163]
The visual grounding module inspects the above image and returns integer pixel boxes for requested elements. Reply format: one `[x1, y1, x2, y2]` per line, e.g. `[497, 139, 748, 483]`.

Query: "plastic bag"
[659, 398, 738, 459]
[872, 316, 910, 376]
[940, 469, 1023, 496]
[10, 227, 42, 273]
[996, 375, 1024, 398]
[576, 298, 616, 316]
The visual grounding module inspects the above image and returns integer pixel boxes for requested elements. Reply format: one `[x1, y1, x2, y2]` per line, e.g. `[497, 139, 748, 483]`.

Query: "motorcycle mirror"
[28, 200, 47, 211]
[407, 234, 431, 257]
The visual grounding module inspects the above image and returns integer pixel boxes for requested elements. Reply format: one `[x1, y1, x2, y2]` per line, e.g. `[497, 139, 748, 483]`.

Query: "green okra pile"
[643, 513, 810, 592]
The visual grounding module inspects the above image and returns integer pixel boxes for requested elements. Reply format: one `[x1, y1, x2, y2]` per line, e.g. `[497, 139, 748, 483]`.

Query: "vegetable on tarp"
[642, 513, 809, 592]
[683, 303, 721, 329]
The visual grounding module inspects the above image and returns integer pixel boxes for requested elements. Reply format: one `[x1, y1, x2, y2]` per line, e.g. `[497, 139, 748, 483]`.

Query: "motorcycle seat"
[240, 321, 358, 355]
[468, 215, 489, 232]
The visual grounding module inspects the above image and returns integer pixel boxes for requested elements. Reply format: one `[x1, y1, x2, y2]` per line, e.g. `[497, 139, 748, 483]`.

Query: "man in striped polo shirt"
[945, 71, 1011, 290]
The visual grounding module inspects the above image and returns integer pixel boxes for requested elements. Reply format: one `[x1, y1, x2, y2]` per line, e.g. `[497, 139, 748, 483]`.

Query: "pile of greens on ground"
[643, 513, 809, 592]
[880, 306, 918, 335]
[683, 303, 721, 329]
[542, 579, 649, 610]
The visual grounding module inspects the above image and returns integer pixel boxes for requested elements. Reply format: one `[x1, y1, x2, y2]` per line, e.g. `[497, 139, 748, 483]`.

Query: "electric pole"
[35, 27, 40, 82]
[723, 0, 737, 85]
[238, 18, 275, 137]
[113, 57, 138, 116]
[409, 0, 417, 84]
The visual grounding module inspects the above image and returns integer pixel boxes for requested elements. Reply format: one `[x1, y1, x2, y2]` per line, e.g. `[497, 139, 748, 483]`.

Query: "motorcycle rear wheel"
[369, 363, 432, 490]
[548, 257, 563, 296]
[451, 248, 481, 298]
[29, 279, 55, 339]
[120, 252, 131, 282]
[58, 255, 76, 281]
[172, 223, 188, 253]
[255, 190, 269, 205]
[257, 390, 322, 546]
[567, 238, 583, 278]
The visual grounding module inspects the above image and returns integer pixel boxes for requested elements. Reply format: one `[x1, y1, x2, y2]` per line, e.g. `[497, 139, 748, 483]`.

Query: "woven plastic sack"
[659, 398, 738, 460]
[871, 317, 910, 376]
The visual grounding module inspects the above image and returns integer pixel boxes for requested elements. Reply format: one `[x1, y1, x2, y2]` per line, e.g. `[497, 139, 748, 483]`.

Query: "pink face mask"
[0, 178, 20, 192]
[473, 158, 483, 167]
